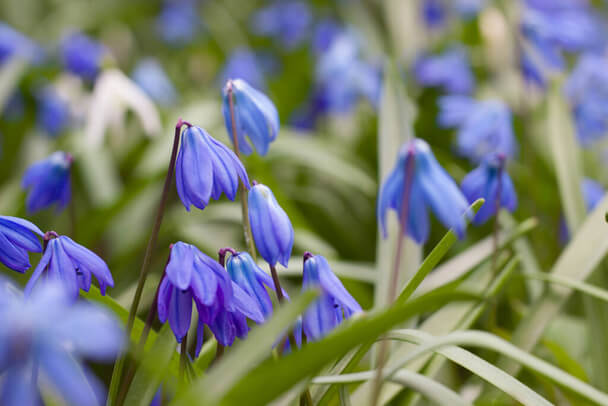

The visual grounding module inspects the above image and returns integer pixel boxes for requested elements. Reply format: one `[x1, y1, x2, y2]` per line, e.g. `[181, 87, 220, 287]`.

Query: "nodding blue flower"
[22, 151, 72, 214]
[438, 96, 517, 162]
[220, 48, 267, 91]
[225, 251, 278, 318]
[0, 280, 123, 406]
[377, 138, 470, 243]
[222, 79, 279, 156]
[155, 0, 201, 46]
[132, 58, 177, 107]
[36, 86, 71, 137]
[61, 32, 107, 81]
[0, 23, 43, 64]
[25, 233, 114, 299]
[0, 216, 42, 272]
[248, 183, 294, 267]
[251, 1, 312, 50]
[175, 125, 250, 211]
[301, 253, 362, 341]
[157, 242, 264, 345]
[564, 54, 608, 146]
[413, 47, 474, 94]
[461, 154, 517, 225]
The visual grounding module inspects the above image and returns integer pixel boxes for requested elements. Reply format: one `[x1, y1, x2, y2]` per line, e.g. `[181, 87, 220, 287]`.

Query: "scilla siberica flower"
[22, 151, 72, 214]
[413, 47, 474, 94]
[61, 32, 107, 81]
[0, 216, 42, 272]
[36, 86, 71, 137]
[0, 280, 123, 406]
[132, 58, 177, 107]
[0, 23, 43, 64]
[438, 96, 517, 162]
[219, 48, 267, 91]
[378, 139, 470, 243]
[301, 253, 362, 341]
[157, 242, 263, 346]
[222, 79, 279, 156]
[155, 0, 201, 46]
[175, 125, 250, 211]
[25, 233, 114, 299]
[248, 183, 294, 267]
[461, 154, 517, 225]
[251, 1, 312, 50]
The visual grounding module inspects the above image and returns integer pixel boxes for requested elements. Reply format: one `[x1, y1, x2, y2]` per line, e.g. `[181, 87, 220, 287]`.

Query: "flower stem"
[109, 119, 188, 406]
[180, 334, 189, 382]
[226, 83, 257, 260]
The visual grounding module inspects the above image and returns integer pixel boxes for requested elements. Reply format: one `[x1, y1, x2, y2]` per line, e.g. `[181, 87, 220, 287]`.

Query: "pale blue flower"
[22, 152, 72, 214]
[132, 58, 177, 107]
[61, 32, 107, 81]
[251, 1, 312, 49]
[413, 47, 474, 94]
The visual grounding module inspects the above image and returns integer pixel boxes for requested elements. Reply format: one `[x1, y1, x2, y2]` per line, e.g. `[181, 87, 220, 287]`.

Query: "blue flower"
[377, 138, 470, 243]
[251, 1, 312, 50]
[0, 23, 43, 64]
[219, 48, 267, 91]
[132, 58, 177, 107]
[301, 253, 362, 341]
[461, 154, 517, 225]
[311, 19, 342, 55]
[413, 47, 474, 94]
[226, 251, 277, 318]
[248, 183, 294, 267]
[175, 125, 250, 211]
[61, 32, 107, 81]
[421, 0, 486, 27]
[0, 216, 42, 272]
[36, 86, 71, 137]
[222, 79, 279, 156]
[564, 54, 608, 146]
[0, 280, 123, 406]
[25, 233, 114, 299]
[157, 242, 264, 346]
[22, 151, 72, 214]
[155, 0, 201, 46]
[422, 0, 446, 28]
[438, 96, 517, 162]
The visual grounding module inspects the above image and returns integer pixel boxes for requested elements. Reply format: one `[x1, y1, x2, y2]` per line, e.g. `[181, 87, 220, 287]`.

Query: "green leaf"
[0, 57, 26, 113]
[523, 272, 608, 304]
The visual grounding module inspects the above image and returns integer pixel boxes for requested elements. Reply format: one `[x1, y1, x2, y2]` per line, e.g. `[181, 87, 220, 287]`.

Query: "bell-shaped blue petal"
[302, 254, 361, 341]
[175, 125, 250, 211]
[222, 79, 279, 156]
[60, 32, 107, 81]
[248, 183, 294, 267]
[413, 47, 474, 94]
[0, 216, 42, 272]
[378, 139, 470, 243]
[22, 151, 72, 214]
[132, 58, 177, 107]
[461, 155, 518, 225]
[226, 252, 275, 318]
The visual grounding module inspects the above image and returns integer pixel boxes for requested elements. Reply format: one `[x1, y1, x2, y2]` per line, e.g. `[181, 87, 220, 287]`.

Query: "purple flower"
[311, 19, 342, 55]
[0, 23, 43, 64]
[248, 183, 294, 267]
[0, 280, 123, 406]
[413, 47, 474, 94]
[61, 32, 107, 81]
[377, 139, 470, 243]
[155, 0, 201, 46]
[222, 79, 279, 156]
[251, 1, 312, 50]
[22, 151, 72, 214]
[461, 154, 517, 225]
[25, 234, 114, 299]
[36, 86, 71, 137]
[301, 253, 361, 341]
[132, 58, 177, 107]
[0, 216, 43, 272]
[438, 96, 517, 162]
[157, 242, 264, 346]
[219, 48, 266, 91]
[175, 125, 250, 211]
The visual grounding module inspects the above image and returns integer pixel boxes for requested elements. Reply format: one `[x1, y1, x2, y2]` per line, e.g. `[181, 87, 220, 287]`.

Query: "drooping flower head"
[155, 0, 201, 46]
[438, 96, 517, 162]
[222, 79, 279, 156]
[248, 183, 294, 267]
[25, 233, 114, 299]
[157, 242, 264, 347]
[564, 54, 608, 146]
[378, 138, 470, 243]
[301, 253, 362, 341]
[36, 86, 71, 137]
[0, 216, 42, 272]
[0, 280, 123, 406]
[0, 22, 43, 64]
[175, 125, 250, 211]
[413, 47, 474, 94]
[461, 154, 517, 225]
[61, 32, 107, 81]
[22, 151, 72, 214]
[250, 1, 312, 50]
[132, 58, 177, 107]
